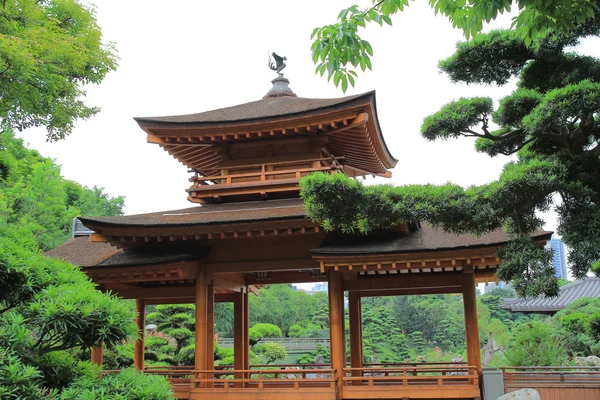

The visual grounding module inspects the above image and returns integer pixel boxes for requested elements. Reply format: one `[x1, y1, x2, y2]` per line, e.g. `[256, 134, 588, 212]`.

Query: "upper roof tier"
[135, 85, 397, 178]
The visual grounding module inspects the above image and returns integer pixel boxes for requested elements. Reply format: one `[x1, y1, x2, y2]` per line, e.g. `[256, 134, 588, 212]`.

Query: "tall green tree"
[0, 0, 117, 140]
[0, 132, 124, 250]
[310, 0, 599, 90]
[301, 19, 600, 297]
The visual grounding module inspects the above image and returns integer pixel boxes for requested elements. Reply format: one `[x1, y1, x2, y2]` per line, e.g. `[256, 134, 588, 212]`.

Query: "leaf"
[364, 41, 373, 56]
[342, 74, 349, 92]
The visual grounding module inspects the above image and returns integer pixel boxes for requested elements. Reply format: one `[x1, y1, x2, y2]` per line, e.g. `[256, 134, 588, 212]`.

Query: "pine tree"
[410, 331, 426, 355]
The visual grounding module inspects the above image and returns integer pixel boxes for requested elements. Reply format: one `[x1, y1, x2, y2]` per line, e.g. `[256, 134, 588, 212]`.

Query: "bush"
[505, 321, 567, 366]
[60, 368, 173, 399]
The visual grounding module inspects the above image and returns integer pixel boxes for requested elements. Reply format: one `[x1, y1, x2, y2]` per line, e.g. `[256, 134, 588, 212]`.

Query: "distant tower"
[547, 237, 568, 279]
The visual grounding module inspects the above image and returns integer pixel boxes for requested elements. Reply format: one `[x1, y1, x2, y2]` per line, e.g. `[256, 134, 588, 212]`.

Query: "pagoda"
[48, 75, 551, 400]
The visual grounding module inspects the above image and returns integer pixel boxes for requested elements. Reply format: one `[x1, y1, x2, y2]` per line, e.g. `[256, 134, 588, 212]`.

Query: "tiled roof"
[79, 198, 307, 228]
[312, 224, 552, 255]
[45, 237, 121, 267]
[134, 92, 373, 126]
[501, 277, 600, 313]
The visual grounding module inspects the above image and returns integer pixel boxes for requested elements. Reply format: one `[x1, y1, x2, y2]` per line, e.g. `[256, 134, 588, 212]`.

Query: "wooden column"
[329, 270, 345, 396]
[348, 291, 363, 384]
[233, 291, 245, 386]
[134, 298, 145, 370]
[91, 343, 103, 367]
[195, 269, 208, 387]
[243, 288, 250, 371]
[463, 268, 482, 374]
[206, 282, 215, 387]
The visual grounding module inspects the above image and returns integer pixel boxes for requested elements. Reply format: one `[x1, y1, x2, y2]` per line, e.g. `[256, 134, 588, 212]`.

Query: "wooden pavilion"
[47, 76, 551, 400]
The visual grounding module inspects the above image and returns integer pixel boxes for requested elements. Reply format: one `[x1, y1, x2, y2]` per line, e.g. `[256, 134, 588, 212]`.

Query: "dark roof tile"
[45, 237, 120, 267]
[79, 198, 307, 228]
[134, 92, 373, 126]
[502, 277, 600, 313]
[312, 223, 552, 255]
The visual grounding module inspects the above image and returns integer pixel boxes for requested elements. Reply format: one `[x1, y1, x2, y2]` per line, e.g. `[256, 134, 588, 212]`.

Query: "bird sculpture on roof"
[268, 52, 287, 77]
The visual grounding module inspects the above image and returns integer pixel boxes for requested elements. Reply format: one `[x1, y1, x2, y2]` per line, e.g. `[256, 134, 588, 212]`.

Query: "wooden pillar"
[195, 270, 208, 388]
[91, 343, 103, 367]
[463, 269, 482, 374]
[243, 288, 250, 371]
[206, 283, 215, 387]
[329, 270, 345, 396]
[233, 291, 245, 386]
[134, 299, 145, 371]
[348, 291, 363, 384]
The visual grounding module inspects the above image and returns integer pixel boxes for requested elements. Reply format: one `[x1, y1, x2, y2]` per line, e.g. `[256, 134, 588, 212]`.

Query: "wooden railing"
[343, 364, 479, 387]
[191, 368, 337, 389]
[189, 157, 343, 186]
[503, 366, 600, 385]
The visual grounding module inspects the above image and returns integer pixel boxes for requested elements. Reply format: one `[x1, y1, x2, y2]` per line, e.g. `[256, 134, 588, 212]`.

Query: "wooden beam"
[205, 257, 319, 273]
[348, 291, 363, 385]
[211, 274, 246, 292]
[329, 270, 345, 397]
[206, 282, 215, 387]
[357, 286, 462, 297]
[243, 289, 250, 371]
[147, 135, 165, 145]
[245, 270, 326, 285]
[134, 299, 145, 370]
[342, 272, 464, 292]
[233, 291, 245, 386]
[248, 285, 260, 296]
[463, 269, 482, 374]
[195, 270, 208, 379]
[103, 283, 196, 299]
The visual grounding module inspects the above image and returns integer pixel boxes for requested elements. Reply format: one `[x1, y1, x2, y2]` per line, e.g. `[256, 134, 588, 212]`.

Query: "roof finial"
[264, 51, 296, 99]
[268, 51, 287, 77]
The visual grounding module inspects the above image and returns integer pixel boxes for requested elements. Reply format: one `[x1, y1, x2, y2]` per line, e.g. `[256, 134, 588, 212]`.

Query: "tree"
[504, 321, 567, 366]
[309, 0, 599, 90]
[0, 225, 154, 397]
[249, 323, 282, 346]
[300, 20, 600, 298]
[553, 297, 600, 357]
[389, 332, 410, 361]
[0, 0, 117, 140]
[0, 132, 124, 251]
[253, 342, 288, 365]
[410, 331, 426, 355]
[146, 304, 195, 356]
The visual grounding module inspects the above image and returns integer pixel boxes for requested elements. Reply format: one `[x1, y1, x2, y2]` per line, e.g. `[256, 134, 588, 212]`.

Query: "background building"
[547, 237, 568, 280]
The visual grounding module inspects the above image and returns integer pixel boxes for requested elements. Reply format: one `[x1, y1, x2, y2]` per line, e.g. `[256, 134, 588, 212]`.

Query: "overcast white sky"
[18, 0, 599, 242]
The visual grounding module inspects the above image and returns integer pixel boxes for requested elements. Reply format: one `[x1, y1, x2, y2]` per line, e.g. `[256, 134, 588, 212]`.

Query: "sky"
[18, 1, 600, 280]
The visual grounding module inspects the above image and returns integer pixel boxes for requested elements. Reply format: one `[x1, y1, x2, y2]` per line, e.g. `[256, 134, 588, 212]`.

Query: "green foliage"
[249, 323, 282, 346]
[310, 1, 600, 90]
[410, 331, 426, 355]
[0, 131, 124, 250]
[288, 320, 323, 338]
[553, 297, 600, 357]
[504, 321, 567, 366]
[250, 284, 328, 335]
[0, 0, 118, 140]
[0, 348, 44, 399]
[253, 342, 287, 365]
[59, 368, 173, 399]
[297, 344, 330, 365]
[301, 18, 600, 297]
[146, 304, 195, 363]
